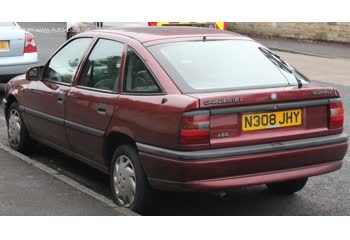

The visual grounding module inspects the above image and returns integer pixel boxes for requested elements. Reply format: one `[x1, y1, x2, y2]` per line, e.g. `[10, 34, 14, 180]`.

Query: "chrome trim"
[137, 133, 348, 160]
[210, 99, 332, 115]
[76, 85, 117, 94]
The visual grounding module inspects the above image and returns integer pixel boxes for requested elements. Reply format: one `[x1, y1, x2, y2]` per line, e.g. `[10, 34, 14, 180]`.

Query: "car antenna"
[203, 36, 206, 42]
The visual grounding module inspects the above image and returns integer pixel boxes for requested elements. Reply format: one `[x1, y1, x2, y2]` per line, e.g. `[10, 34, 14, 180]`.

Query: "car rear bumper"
[0, 52, 38, 77]
[137, 133, 348, 191]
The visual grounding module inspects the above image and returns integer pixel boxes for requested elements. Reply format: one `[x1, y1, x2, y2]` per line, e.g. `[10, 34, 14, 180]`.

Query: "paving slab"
[0, 148, 121, 215]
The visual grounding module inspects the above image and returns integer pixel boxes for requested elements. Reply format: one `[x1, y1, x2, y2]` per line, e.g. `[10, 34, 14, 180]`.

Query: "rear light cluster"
[180, 112, 210, 144]
[329, 100, 344, 129]
[24, 32, 37, 53]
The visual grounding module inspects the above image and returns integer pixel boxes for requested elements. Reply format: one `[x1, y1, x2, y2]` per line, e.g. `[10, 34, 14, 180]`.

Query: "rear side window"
[123, 49, 161, 94]
[78, 39, 124, 91]
[148, 40, 306, 93]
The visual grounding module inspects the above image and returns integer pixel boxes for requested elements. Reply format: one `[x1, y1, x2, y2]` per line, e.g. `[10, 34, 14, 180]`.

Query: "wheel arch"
[4, 94, 18, 123]
[104, 131, 137, 169]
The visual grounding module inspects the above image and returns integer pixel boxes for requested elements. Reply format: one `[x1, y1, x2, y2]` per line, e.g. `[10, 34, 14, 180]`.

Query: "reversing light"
[24, 32, 37, 53]
[180, 113, 210, 144]
[329, 100, 344, 129]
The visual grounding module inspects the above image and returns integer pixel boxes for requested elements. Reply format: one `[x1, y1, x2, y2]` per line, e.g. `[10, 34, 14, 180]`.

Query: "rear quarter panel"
[108, 94, 201, 150]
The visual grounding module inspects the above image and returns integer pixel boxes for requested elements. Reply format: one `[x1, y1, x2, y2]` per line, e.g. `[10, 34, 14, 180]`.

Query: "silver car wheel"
[8, 109, 21, 148]
[113, 155, 137, 207]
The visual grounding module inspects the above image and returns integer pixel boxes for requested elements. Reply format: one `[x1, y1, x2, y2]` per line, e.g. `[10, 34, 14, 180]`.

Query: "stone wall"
[228, 22, 350, 43]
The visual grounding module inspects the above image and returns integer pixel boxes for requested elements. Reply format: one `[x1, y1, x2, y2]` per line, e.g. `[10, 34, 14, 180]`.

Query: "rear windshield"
[148, 40, 307, 93]
[0, 22, 15, 27]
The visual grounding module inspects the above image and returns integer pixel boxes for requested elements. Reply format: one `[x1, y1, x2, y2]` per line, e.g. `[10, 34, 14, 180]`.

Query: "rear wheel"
[266, 178, 308, 194]
[7, 102, 34, 153]
[110, 144, 152, 213]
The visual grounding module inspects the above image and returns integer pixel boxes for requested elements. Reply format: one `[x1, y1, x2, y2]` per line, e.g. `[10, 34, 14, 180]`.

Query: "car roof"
[90, 27, 251, 43]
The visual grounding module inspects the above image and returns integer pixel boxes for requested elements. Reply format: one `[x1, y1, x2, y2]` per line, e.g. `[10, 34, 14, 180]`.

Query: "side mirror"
[26, 66, 43, 81]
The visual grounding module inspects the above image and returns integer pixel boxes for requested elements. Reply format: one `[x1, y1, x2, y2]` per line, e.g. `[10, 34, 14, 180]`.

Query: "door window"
[123, 49, 161, 94]
[78, 39, 124, 91]
[44, 38, 92, 84]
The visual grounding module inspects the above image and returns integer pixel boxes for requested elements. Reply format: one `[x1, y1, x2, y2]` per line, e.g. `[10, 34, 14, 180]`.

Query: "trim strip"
[65, 120, 104, 137]
[24, 107, 64, 126]
[137, 133, 348, 160]
[210, 99, 331, 115]
[22, 106, 104, 137]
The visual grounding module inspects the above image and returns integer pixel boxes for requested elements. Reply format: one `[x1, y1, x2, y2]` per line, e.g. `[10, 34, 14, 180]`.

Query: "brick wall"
[228, 22, 350, 43]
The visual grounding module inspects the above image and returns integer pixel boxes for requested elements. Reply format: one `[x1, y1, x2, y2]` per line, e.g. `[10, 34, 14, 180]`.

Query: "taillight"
[329, 100, 344, 129]
[24, 32, 37, 53]
[148, 22, 157, 27]
[180, 112, 210, 144]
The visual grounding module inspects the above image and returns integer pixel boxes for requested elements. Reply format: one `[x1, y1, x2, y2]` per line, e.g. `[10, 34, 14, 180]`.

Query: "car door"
[64, 38, 124, 165]
[22, 37, 93, 149]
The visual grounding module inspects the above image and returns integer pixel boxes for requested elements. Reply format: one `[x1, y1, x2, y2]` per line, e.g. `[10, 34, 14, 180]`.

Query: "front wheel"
[7, 102, 34, 153]
[110, 144, 152, 213]
[266, 178, 308, 195]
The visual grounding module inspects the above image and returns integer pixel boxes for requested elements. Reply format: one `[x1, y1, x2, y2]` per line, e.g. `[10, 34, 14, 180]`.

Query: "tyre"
[6, 102, 34, 153]
[110, 144, 152, 213]
[266, 178, 308, 195]
[208, 23, 216, 29]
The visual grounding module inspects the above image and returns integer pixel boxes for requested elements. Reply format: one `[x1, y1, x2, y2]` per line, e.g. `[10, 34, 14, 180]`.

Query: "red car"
[2, 27, 348, 213]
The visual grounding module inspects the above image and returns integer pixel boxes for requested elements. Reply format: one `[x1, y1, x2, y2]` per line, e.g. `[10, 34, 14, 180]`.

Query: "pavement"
[252, 35, 350, 60]
[0, 144, 135, 215]
[0, 23, 350, 215]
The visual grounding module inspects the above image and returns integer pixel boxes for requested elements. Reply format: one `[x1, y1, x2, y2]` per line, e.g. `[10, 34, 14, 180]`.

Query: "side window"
[78, 39, 124, 91]
[44, 38, 92, 84]
[123, 49, 161, 94]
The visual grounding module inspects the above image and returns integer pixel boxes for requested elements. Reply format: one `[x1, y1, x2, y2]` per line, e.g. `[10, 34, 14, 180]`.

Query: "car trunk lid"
[186, 84, 340, 149]
[0, 27, 25, 57]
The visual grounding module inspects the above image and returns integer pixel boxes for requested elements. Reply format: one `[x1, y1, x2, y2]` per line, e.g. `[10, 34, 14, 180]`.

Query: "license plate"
[0, 41, 9, 50]
[242, 109, 302, 131]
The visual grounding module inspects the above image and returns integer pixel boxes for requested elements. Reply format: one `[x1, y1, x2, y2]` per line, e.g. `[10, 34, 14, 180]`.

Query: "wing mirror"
[26, 66, 44, 81]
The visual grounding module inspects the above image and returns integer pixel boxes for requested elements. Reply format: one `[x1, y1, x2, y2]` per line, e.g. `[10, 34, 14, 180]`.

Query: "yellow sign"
[242, 109, 302, 131]
[0, 41, 9, 50]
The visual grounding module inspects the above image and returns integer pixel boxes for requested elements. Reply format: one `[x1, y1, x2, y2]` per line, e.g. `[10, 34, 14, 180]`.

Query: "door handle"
[96, 104, 107, 115]
[57, 93, 65, 104]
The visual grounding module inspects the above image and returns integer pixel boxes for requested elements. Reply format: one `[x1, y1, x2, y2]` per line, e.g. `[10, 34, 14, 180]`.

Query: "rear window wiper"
[259, 47, 303, 89]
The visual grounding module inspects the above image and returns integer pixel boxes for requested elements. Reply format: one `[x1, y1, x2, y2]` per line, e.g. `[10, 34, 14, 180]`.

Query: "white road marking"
[0, 143, 138, 216]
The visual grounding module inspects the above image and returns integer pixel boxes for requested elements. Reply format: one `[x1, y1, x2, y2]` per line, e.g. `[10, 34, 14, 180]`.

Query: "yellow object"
[242, 109, 302, 131]
[0, 41, 9, 50]
[156, 22, 226, 30]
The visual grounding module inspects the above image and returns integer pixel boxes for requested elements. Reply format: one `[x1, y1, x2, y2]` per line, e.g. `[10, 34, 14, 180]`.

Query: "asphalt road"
[0, 22, 349, 215]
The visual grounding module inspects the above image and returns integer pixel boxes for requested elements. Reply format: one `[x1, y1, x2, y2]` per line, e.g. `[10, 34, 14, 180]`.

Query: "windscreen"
[148, 40, 304, 93]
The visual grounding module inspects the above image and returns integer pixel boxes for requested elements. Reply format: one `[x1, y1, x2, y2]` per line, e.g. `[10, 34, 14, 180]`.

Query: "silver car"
[0, 22, 38, 83]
